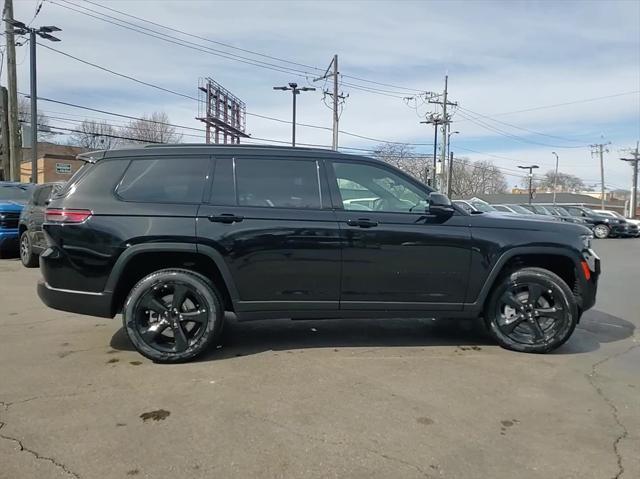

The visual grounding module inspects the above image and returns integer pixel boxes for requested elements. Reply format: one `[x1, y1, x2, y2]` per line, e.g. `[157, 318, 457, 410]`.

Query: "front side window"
[235, 158, 321, 209]
[118, 157, 209, 203]
[333, 162, 427, 213]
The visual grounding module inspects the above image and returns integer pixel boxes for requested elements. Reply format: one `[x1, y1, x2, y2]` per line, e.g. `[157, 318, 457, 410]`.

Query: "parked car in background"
[591, 209, 639, 237]
[18, 182, 65, 267]
[0, 182, 34, 258]
[563, 205, 628, 239]
[452, 199, 498, 214]
[495, 204, 559, 222]
[543, 205, 590, 225]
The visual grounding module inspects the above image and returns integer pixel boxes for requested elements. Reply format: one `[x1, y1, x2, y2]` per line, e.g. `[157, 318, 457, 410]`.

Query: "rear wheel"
[20, 232, 39, 268]
[484, 267, 578, 353]
[593, 224, 610, 239]
[123, 269, 224, 363]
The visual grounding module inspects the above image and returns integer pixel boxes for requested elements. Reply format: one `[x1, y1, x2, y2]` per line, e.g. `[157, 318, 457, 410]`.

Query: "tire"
[593, 224, 610, 239]
[123, 268, 224, 363]
[484, 267, 578, 353]
[19, 232, 39, 268]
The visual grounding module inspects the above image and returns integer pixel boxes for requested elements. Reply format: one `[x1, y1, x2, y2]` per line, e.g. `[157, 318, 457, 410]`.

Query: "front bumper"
[0, 228, 19, 251]
[609, 223, 628, 236]
[578, 249, 600, 312]
[37, 280, 114, 318]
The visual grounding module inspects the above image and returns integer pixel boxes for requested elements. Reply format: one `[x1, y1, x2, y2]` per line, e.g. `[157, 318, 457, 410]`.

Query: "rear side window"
[235, 158, 321, 209]
[54, 163, 92, 198]
[118, 157, 209, 203]
[33, 185, 52, 206]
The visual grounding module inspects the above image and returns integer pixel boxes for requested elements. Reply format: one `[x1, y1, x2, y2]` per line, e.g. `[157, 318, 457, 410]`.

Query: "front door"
[197, 155, 341, 313]
[327, 159, 472, 311]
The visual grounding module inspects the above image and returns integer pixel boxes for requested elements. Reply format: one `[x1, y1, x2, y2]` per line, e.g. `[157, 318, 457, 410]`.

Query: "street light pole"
[273, 82, 315, 147]
[552, 152, 559, 205]
[518, 164, 539, 205]
[446, 130, 459, 195]
[4, 20, 61, 183]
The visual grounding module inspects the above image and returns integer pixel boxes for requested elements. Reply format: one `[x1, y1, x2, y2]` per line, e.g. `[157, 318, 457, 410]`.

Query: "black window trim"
[208, 155, 330, 211]
[114, 155, 213, 205]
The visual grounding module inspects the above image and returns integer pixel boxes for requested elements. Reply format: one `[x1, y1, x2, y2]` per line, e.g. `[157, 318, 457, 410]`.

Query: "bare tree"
[524, 169, 585, 193]
[18, 97, 53, 140]
[373, 143, 431, 183]
[449, 157, 507, 198]
[70, 119, 119, 150]
[119, 111, 182, 144]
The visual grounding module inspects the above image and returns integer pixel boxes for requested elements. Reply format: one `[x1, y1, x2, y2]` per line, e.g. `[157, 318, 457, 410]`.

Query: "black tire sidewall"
[485, 268, 578, 353]
[20, 232, 38, 268]
[123, 269, 223, 363]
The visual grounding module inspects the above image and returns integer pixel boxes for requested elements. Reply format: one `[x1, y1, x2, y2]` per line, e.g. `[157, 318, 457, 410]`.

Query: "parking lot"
[0, 239, 637, 479]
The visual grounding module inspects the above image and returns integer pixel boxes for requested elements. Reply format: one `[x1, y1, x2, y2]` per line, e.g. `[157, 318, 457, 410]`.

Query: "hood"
[470, 210, 592, 235]
[0, 200, 26, 212]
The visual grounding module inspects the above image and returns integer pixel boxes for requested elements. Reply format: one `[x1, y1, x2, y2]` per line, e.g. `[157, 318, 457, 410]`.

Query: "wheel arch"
[106, 243, 239, 316]
[467, 246, 581, 312]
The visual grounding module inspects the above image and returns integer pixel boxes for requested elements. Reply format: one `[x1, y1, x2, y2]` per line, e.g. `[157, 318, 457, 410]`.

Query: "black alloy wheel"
[485, 267, 578, 353]
[123, 269, 223, 363]
[20, 232, 39, 268]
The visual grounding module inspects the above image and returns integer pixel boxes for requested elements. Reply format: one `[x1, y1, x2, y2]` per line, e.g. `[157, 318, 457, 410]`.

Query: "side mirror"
[428, 193, 454, 219]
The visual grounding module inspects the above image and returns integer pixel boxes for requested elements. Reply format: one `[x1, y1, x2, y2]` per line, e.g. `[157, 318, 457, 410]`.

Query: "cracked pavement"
[1, 240, 638, 478]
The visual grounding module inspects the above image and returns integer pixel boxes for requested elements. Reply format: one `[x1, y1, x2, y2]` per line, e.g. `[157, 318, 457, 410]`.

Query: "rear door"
[196, 155, 341, 313]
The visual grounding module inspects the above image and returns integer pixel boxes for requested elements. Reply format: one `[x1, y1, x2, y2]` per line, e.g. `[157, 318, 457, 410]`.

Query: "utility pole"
[620, 141, 639, 219]
[420, 113, 442, 188]
[273, 82, 315, 147]
[3, 0, 21, 181]
[313, 55, 347, 150]
[518, 165, 539, 204]
[426, 76, 457, 191]
[0, 87, 9, 180]
[447, 150, 454, 197]
[590, 142, 610, 210]
[5, 20, 62, 183]
[446, 130, 459, 195]
[551, 151, 559, 205]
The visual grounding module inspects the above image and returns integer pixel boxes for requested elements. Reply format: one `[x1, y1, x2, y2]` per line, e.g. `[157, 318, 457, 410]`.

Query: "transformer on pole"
[196, 77, 248, 144]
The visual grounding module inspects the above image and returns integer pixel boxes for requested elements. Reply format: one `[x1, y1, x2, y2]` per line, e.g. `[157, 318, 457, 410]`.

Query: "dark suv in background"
[18, 182, 64, 267]
[563, 205, 628, 239]
[37, 145, 600, 363]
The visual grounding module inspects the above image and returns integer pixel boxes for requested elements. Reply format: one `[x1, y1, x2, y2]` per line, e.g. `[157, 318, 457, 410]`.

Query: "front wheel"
[123, 269, 224, 363]
[484, 267, 578, 353]
[20, 232, 39, 268]
[593, 224, 610, 239]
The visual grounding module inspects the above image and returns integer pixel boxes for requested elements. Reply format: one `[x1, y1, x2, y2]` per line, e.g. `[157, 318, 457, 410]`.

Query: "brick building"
[19, 142, 88, 183]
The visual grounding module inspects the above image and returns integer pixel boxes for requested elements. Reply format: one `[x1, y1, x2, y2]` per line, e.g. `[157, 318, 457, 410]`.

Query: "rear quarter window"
[117, 157, 209, 204]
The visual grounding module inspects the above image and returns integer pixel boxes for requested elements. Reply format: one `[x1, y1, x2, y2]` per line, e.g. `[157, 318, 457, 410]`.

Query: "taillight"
[45, 208, 92, 224]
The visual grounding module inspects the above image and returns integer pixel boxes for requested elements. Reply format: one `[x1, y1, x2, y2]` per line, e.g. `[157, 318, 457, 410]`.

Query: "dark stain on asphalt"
[116, 423, 127, 427]
[500, 419, 519, 435]
[416, 417, 434, 426]
[129, 361, 142, 366]
[8, 312, 17, 316]
[459, 345, 482, 351]
[60, 342, 69, 347]
[140, 409, 170, 422]
[106, 349, 118, 354]
[107, 358, 120, 364]
[126, 469, 139, 476]
[57, 351, 75, 358]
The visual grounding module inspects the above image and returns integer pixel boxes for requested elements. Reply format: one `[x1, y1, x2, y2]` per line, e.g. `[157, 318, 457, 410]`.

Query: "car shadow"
[109, 309, 635, 361]
[553, 309, 635, 355]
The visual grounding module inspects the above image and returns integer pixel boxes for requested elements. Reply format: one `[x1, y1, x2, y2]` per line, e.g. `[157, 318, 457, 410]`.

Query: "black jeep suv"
[38, 145, 600, 363]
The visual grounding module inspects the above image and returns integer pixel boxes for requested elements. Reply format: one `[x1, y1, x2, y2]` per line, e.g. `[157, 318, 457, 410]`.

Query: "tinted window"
[235, 158, 321, 209]
[209, 158, 235, 206]
[33, 185, 52, 206]
[493, 205, 510, 212]
[0, 183, 33, 201]
[333, 162, 426, 213]
[118, 157, 209, 203]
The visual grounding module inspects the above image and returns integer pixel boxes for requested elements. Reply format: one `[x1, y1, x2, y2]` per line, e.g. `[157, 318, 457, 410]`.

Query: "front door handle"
[207, 214, 244, 224]
[346, 218, 378, 228]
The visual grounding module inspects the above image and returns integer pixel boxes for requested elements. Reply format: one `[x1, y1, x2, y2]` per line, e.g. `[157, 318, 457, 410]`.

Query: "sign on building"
[56, 163, 72, 174]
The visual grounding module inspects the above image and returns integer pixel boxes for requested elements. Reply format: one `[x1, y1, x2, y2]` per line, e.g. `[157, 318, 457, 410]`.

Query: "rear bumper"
[37, 279, 114, 318]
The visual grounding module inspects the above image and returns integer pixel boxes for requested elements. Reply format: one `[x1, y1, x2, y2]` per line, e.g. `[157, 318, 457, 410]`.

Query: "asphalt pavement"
[0, 239, 638, 479]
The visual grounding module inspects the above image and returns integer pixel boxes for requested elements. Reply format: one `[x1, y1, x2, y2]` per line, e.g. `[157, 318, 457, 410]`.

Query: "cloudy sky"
[5, 0, 640, 189]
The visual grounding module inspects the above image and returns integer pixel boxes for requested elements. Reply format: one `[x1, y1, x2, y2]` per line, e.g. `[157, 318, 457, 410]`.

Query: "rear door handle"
[207, 214, 244, 224]
[346, 218, 378, 228]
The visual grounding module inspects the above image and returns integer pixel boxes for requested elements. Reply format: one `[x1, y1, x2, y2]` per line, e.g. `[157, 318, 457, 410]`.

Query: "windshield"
[0, 183, 34, 201]
[508, 205, 534, 214]
[533, 205, 551, 215]
[470, 202, 496, 212]
[554, 207, 570, 216]
[601, 210, 623, 219]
